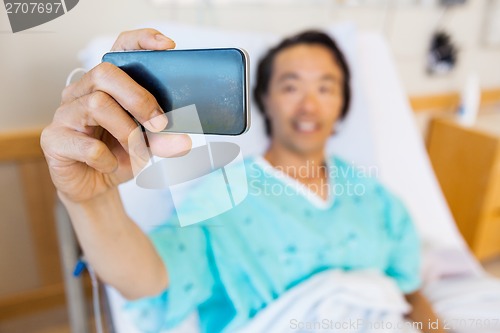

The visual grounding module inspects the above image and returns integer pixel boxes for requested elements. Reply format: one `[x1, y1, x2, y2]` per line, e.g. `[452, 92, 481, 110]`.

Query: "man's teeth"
[297, 122, 317, 132]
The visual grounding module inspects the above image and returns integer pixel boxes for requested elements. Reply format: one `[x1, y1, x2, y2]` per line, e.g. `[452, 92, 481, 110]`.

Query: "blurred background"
[1, 0, 499, 332]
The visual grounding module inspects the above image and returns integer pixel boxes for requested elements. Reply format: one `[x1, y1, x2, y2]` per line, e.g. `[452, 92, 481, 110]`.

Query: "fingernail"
[155, 34, 174, 44]
[144, 112, 168, 132]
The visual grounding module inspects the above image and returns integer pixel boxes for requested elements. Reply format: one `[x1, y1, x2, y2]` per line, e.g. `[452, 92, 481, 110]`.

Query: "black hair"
[253, 30, 351, 136]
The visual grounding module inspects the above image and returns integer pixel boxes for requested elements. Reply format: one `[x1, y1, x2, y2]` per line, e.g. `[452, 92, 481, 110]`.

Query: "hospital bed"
[64, 22, 500, 333]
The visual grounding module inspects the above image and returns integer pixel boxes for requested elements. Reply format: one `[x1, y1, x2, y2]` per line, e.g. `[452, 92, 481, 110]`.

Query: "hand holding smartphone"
[102, 48, 250, 135]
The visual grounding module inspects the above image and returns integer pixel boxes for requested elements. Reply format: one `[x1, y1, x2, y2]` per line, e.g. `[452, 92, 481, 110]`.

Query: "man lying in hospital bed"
[44, 24, 500, 333]
[121, 29, 440, 333]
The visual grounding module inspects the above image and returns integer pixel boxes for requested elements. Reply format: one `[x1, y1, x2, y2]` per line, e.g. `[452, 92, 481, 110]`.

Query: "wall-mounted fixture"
[427, 31, 458, 75]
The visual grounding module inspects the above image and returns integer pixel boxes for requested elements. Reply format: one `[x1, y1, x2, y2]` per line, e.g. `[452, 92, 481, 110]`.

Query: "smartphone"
[102, 48, 249, 135]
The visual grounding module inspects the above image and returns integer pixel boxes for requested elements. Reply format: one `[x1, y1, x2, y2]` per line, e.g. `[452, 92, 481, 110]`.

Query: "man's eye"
[282, 85, 297, 93]
[319, 86, 335, 94]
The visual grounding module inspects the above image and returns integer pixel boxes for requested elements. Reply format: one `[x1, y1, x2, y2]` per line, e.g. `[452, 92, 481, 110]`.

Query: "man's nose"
[299, 91, 319, 113]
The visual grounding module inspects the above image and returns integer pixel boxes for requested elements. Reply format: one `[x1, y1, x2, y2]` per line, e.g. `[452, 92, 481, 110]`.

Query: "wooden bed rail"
[0, 127, 64, 320]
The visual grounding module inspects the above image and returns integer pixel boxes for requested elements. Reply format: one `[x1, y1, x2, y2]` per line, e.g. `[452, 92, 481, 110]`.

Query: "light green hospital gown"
[124, 156, 421, 333]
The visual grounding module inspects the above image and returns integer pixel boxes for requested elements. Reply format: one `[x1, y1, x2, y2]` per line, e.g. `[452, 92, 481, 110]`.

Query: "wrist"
[58, 187, 127, 224]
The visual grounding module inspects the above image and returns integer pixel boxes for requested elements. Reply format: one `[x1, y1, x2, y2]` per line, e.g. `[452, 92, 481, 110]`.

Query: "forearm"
[406, 291, 446, 333]
[61, 188, 168, 300]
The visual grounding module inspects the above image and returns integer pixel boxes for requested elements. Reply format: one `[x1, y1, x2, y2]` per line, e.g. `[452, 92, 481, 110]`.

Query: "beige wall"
[0, 0, 499, 294]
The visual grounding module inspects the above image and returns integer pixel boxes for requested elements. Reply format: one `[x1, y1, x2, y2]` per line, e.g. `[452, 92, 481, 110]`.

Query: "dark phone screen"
[102, 48, 247, 135]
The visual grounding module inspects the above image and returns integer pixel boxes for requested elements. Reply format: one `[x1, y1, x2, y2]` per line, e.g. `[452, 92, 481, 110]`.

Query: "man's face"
[263, 44, 345, 155]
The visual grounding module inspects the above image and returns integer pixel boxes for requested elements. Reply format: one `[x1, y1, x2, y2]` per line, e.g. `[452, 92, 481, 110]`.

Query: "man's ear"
[262, 94, 272, 119]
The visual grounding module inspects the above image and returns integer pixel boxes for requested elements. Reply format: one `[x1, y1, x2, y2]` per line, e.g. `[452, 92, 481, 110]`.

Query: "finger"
[43, 127, 118, 174]
[146, 132, 192, 158]
[61, 63, 168, 132]
[128, 126, 155, 177]
[127, 130, 192, 178]
[127, 131, 192, 182]
[55, 91, 139, 152]
[111, 29, 175, 51]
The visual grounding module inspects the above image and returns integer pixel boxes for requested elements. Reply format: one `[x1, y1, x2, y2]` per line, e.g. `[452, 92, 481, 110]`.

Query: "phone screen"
[102, 48, 249, 135]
